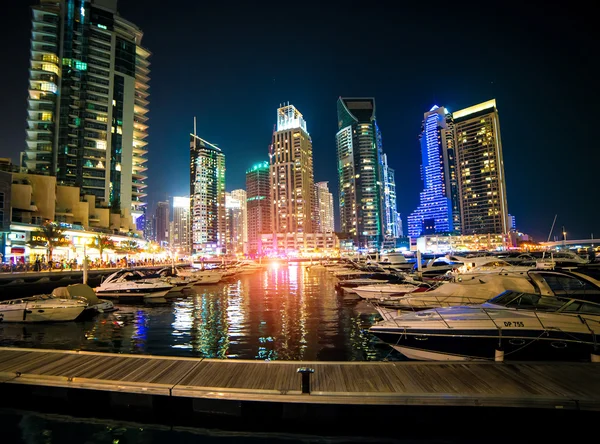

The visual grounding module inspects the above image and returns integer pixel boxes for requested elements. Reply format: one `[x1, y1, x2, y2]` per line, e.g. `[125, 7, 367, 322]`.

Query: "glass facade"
[408, 106, 457, 238]
[23, 0, 150, 226]
[246, 161, 271, 255]
[336, 97, 386, 249]
[190, 135, 226, 255]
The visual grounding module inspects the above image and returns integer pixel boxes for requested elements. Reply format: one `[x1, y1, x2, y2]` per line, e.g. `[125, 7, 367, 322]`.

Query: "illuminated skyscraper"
[407, 105, 458, 238]
[22, 0, 150, 227]
[246, 161, 271, 255]
[315, 181, 334, 233]
[225, 190, 247, 255]
[336, 97, 383, 248]
[453, 99, 509, 235]
[269, 104, 315, 236]
[172, 196, 191, 255]
[190, 134, 226, 255]
[155, 200, 169, 247]
[380, 153, 401, 239]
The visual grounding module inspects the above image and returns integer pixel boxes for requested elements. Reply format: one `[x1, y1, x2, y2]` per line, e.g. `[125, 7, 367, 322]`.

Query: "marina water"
[0, 264, 401, 361]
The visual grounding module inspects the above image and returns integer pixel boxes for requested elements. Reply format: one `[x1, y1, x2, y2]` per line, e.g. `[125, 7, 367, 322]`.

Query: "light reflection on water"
[0, 265, 401, 361]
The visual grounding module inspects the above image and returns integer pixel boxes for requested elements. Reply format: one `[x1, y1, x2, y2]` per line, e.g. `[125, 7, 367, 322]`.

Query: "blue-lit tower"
[408, 105, 458, 238]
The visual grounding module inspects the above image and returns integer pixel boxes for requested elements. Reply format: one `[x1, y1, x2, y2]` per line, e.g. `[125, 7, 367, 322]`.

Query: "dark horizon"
[0, 0, 595, 241]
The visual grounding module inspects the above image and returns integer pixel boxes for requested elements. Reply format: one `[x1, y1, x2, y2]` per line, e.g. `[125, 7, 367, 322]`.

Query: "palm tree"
[29, 221, 69, 260]
[119, 240, 141, 254]
[95, 234, 115, 262]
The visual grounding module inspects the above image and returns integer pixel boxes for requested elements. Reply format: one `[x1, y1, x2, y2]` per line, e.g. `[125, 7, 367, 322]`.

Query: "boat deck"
[0, 347, 598, 410]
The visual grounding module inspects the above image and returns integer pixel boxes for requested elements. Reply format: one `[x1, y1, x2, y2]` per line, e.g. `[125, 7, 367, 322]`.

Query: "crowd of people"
[0, 256, 187, 273]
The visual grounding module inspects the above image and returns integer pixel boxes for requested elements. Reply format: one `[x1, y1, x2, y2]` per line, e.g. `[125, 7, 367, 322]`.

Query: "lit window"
[96, 141, 106, 150]
[42, 63, 60, 75]
[41, 112, 52, 121]
[40, 82, 57, 93]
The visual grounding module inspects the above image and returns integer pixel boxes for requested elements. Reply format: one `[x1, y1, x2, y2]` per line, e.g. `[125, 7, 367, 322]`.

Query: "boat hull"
[371, 328, 596, 361]
[94, 289, 171, 300]
[0, 305, 86, 323]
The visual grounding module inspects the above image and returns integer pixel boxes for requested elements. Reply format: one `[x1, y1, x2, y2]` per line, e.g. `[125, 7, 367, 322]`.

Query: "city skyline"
[0, 1, 595, 241]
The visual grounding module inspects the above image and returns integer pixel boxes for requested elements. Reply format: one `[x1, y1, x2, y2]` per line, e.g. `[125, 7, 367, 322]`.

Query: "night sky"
[1, 1, 596, 241]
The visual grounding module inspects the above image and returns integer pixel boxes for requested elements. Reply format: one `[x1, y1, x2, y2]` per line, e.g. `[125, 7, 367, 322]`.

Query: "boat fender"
[494, 348, 505, 362]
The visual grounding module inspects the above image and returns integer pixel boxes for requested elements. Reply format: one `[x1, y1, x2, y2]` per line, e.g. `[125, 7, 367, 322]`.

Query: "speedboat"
[353, 283, 428, 299]
[373, 269, 600, 311]
[0, 295, 87, 323]
[175, 267, 224, 284]
[51, 284, 117, 316]
[95, 269, 174, 299]
[370, 290, 600, 361]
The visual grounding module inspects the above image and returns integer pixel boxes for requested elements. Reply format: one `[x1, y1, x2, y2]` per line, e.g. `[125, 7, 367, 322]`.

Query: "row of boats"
[325, 251, 600, 362]
[0, 260, 267, 323]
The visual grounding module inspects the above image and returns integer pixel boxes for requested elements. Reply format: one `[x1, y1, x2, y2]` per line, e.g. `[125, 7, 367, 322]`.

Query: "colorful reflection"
[1, 265, 401, 361]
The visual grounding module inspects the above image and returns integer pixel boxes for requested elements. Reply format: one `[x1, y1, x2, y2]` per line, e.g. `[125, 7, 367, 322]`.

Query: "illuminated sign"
[8, 233, 26, 241]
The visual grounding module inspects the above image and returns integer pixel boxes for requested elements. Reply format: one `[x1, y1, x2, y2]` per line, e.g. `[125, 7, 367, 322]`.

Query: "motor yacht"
[353, 283, 430, 299]
[95, 270, 174, 299]
[51, 284, 116, 316]
[0, 295, 87, 323]
[370, 290, 600, 361]
[374, 268, 600, 312]
[175, 267, 224, 284]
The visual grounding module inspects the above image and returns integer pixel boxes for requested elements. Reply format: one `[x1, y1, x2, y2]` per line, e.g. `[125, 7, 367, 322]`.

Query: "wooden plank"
[1, 347, 599, 411]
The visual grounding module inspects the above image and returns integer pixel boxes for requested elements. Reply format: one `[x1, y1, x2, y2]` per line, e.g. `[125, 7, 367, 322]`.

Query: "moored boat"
[370, 290, 600, 361]
[0, 295, 87, 323]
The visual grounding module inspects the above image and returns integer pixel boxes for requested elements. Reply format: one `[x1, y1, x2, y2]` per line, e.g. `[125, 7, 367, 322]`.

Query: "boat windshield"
[489, 291, 567, 312]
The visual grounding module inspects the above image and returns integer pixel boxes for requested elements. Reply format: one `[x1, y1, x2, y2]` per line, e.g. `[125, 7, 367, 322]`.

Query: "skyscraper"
[269, 104, 315, 236]
[246, 161, 270, 255]
[23, 0, 150, 226]
[230, 189, 247, 253]
[155, 200, 169, 247]
[336, 97, 383, 248]
[190, 134, 226, 255]
[315, 181, 334, 233]
[172, 196, 191, 255]
[225, 191, 246, 255]
[453, 99, 509, 235]
[381, 154, 401, 239]
[407, 105, 458, 238]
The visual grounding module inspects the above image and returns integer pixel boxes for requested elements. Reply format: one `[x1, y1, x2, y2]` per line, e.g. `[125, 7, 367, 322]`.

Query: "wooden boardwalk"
[0, 347, 598, 411]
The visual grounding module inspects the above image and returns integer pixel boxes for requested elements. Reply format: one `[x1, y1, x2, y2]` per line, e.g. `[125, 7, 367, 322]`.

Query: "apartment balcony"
[55, 208, 74, 217]
[135, 80, 150, 92]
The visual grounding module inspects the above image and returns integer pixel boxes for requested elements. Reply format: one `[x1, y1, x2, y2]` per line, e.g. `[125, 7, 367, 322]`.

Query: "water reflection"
[1, 265, 401, 361]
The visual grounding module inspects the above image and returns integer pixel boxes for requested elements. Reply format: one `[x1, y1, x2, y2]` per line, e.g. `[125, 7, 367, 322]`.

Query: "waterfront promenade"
[1, 347, 598, 430]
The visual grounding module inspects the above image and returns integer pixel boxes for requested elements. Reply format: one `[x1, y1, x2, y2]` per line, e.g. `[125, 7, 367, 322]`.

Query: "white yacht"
[374, 268, 600, 313]
[95, 270, 174, 299]
[370, 290, 600, 361]
[0, 295, 87, 323]
[175, 267, 224, 283]
[353, 283, 427, 299]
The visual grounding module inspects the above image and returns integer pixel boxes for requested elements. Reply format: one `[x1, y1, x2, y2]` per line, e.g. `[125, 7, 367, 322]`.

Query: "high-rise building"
[336, 97, 383, 249]
[144, 213, 155, 241]
[172, 196, 191, 255]
[190, 134, 226, 255]
[155, 200, 169, 247]
[453, 99, 509, 235]
[246, 161, 270, 255]
[407, 105, 458, 238]
[230, 189, 247, 253]
[315, 181, 334, 233]
[269, 104, 315, 235]
[22, 0, 150, 227]
[225, 191, 246, 255]
[381, 153, 401, 239]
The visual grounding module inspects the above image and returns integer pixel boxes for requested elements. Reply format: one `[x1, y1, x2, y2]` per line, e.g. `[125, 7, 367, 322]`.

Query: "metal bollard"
[297, 367, 315, 394]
